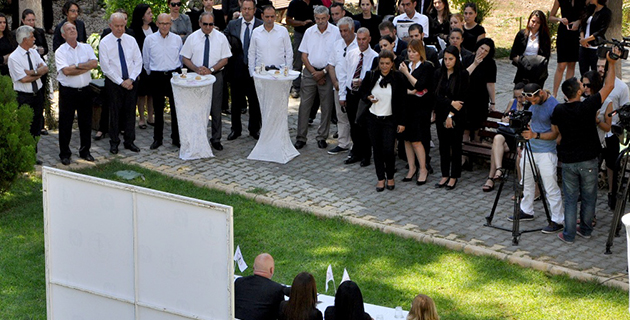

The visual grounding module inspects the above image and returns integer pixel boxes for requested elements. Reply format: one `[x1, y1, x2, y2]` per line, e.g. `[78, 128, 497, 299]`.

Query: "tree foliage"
[451, 0, 496, 25]
[103, 0, 188, 23]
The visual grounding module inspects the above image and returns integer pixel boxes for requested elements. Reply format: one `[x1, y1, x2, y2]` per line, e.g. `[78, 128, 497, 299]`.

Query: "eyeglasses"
[522, 89, 541, 98]
[170, 2, 182, 6]
[68, 9, 79, 13]
[583, 83, 592, 88]
[202, 22, 214, 26]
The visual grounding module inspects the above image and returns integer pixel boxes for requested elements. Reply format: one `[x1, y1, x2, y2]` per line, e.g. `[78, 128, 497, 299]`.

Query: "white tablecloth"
[316, 293, 409, 320]
[247, 70, 300, 164]
[171, 73, 216, 160]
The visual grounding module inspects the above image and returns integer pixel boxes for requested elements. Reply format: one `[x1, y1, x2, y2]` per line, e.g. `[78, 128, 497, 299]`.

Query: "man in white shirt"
[338, 27, 378, 167]
[8, 25, 49, 165]
[55, 22, 98, 165]
[99, 13, 143, 154]
[248, 6, 293, 77]
[392, 0, 429, 41]
[326, 17, 356, 155]
[143, 13, 183, 150]
[294, 5, 341, 150]
[181, 12, 232, 151]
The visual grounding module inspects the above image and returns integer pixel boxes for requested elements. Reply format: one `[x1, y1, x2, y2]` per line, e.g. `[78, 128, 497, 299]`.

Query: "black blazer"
[52, 19, 87, 51]
[434, 68, 469, 123]
[224, 17, 263, 78]
[131, 23, 158, 52]
[234, 275, 287, 320]
[359, 69, 409, 126]
[401, 45, 439, 69]
[509, 29, 551, 62]
[581, 5, 612, 46]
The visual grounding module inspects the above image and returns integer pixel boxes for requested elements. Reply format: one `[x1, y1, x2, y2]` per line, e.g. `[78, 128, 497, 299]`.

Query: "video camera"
[596, 36, 630, 60]
[508, 101, 532, 135]
[609, 103, 630, 142]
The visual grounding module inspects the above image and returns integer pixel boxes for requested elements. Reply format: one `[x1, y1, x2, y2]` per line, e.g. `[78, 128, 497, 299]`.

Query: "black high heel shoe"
[446, 178, 458, 190]
[416, 169, 428, 185]
[435, 178, 449, 188]
[376, 180, 385, 192]
[402, 169, 417, 182]
[386, 179, 395, 190]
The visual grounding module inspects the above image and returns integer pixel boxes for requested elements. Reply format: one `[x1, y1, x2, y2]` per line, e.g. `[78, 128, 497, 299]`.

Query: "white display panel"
[43, 167, 234, 320]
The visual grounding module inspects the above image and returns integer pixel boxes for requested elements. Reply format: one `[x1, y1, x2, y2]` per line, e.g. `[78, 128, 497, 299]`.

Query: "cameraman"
[512, 84, 565, 235]
[552, 51, 618, 244]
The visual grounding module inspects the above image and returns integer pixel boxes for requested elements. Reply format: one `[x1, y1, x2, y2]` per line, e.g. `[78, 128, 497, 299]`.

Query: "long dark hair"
[283, 272, 318, 320]
[428, 0, 451, 22]
[475, 37, 495, 60]
[333, 281, 367, 320]
[436, 45, 464, 97]
[582, 70, 603, 93]
[0, 13, 17, 48]
[131, 4, 151, 33]
[525, 10, 551, 57]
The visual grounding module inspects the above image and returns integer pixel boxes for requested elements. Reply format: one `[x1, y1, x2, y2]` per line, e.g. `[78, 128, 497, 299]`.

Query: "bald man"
[234, 253, 288, 320]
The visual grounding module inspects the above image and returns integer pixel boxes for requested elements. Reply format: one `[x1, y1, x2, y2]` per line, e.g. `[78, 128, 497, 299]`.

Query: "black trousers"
[17, 90, 43, 138]
[43, 0, 53, 30]
[231, 75, 260, 135]
[436, 121, 464, 178]
[58, 85, 92, 159]
[579, 47, 598, 77]
[149, 70, 179, 144]
[346, 90, 372, 160]
[366, 113, 397, 180]
[105, 78, 137, 147]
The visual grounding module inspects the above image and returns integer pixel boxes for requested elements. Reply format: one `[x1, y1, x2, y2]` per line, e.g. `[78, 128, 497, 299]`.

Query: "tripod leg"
[486, 177, 506, 226]
[606, 148, 630, 254]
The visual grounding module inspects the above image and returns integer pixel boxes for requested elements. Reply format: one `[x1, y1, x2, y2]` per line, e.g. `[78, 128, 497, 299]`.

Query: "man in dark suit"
[224, 0, 263, 140]
[373, 20, 407, 56]
[415, 0, 431, 15]
[235, 253, 288, 320]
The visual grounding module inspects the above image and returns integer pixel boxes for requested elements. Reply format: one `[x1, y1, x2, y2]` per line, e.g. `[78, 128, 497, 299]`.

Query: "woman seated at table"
[324, 281, 372, 320]
[406, 294, 440, 320]
[279, 272, 322, 320]
[359, 50, 407, 192]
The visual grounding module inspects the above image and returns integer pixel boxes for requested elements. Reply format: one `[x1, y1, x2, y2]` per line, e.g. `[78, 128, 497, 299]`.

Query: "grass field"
[0, 161, 628, 319]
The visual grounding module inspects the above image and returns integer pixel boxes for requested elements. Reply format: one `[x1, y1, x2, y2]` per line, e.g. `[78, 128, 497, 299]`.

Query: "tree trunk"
[606, 0, 623, 77]
[19, 0, 43, 28]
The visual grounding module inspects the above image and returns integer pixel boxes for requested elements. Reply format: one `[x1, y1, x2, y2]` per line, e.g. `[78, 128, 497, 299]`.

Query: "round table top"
[253, 70, 300, 81]
[171, 72, 216, 88]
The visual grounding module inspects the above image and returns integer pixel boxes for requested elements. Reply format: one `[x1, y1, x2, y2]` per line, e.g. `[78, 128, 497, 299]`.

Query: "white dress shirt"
[143, 31, 183, 73]
[298, 22, 341, 69]
[337, 46, 378, 100]
[180, 29, 232, 69]
[392, 11, 430, 38]
[55, 42, 97, 88]
[8, 46, 44, 93]
[328, 37, 357, 67]
[99, 33, 143, 85]
[240, 17, 255, 44]
[248, 23, 293, 76]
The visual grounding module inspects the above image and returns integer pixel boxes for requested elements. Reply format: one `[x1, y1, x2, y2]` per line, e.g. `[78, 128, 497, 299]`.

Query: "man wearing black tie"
[8, 25, 49, 165]
[99, 13, 143, 154]
[224, 0, 263, 140]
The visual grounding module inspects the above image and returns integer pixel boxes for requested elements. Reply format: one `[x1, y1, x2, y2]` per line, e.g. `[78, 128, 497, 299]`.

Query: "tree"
[607, 0, 623, 77]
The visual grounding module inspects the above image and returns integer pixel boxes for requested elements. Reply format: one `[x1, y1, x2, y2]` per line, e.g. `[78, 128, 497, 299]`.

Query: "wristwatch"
[75, 63, 79, 69]
[535, 132, 541, 139]
[210, 67, 215, 73]
[34, 69, 38, 75]
[448, 114, 453, 118]
[322, 69, 328, 75]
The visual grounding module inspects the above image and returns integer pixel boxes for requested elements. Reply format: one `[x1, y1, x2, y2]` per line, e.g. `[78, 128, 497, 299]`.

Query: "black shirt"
[286, 0, 323, 34]
[551, 93, 602, 163]
[462, 24, 484, 52]
[0, 35, 17, 76]
[353, 13, 383, 47]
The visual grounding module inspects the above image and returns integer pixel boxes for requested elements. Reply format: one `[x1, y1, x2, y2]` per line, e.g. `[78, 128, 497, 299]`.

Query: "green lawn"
[1, 161, 628, 319]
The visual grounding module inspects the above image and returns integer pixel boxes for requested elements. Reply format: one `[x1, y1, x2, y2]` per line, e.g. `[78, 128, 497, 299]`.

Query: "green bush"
[451, 0, 496, 25]
[104, 0, 185, 22]
[87, 33, 104, 79]
[0, 75, 36, 194]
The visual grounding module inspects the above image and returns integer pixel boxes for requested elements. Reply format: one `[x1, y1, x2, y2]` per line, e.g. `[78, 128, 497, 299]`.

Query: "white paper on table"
[325, 264, 334, 292]
[234, 245, 248, 272]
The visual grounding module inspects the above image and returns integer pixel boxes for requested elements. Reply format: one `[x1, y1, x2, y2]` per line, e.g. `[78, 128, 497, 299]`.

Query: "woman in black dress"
[324, 281, 372, 320]
[52, 1, 87, 51]
[579, 0, 611, 76]
[131, 4, 158, 129]
[399, 39, 434, 185]
[353, 0, 382, 47]
[461, 2, 485, 52]
[509, 10, 551, 87]
[464, 38, 496, 142]
[359, 50, 407, 192]
[427, 0, 451, 48]
[549, 0, 586, 97]
[279, 272, 322, 320]
[434, 45, 469, 190]
[0, 13, 17, 76]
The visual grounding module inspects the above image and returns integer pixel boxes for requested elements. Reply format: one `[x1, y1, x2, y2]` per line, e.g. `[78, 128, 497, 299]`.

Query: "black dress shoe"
[294, 141, 306, 149]
[211, 141, 224, 150]
[360, 159, 371, 167]
[173, 140, 181, 148]
[344, 156, 360, 164]
[150, 140, 163, 150]
[317, 140, 327, 149]
[241, 108, 247, 114]
[41, 129, 49, 135]
[227, 131, 241, 140]
[80, 153, 95, 162]
[110, 145, 119, 154]
[250, 132, 259, 140]
[36, 159, 43, 165]
[124, 143, 141, 152]
[60, 157, 71, 165]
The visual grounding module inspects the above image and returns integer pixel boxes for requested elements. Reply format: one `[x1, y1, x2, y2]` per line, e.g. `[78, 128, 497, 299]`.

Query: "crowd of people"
[0, 0, 628, 243]
[235, 253, 440, 320]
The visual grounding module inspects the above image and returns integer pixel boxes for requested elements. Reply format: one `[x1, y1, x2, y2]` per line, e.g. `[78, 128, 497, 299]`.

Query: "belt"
[152, 68, 181, 76]
[313, 67, 325, 72]
[60, 84, 89, 92]
[17, 90, 38, 96]
[370, 113, 392, 120]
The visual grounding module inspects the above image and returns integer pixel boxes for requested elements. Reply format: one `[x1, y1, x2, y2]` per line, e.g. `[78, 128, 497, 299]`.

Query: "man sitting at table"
[234, 253, 289, 320]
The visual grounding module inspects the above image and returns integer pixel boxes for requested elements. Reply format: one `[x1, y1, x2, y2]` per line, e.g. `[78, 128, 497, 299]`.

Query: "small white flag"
[234, 245, 248, 272]
[325, 264, 335, 292]
[341, 268, 350, 283]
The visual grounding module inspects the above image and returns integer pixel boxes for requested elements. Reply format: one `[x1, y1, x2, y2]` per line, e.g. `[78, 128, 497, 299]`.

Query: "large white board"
[42, 167, 234, 320]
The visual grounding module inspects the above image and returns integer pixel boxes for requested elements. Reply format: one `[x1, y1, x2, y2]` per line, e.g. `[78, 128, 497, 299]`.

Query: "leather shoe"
[344, 156, 360, 165]
[36, 159, 43, 165]
[94, 132, 105, 140]
[317, 140, 327, 149]
[150, 140, 163, 150]
[241, 108, 247, 114]
[80, 153, 95, 162]
[227, 131, 241, 140]
[360, 159, 371, 167]
[60, 157, 71, 165]
[250, 132, 260, 140]
[124, 143, 140, 152]
[211, 141, 224, 150]
[110, 145, 119, 154]
[294, 141, 306, 149]
[173, 140, 181, 148]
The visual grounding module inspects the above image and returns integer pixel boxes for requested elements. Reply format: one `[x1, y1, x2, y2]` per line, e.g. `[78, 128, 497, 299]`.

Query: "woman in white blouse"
[509, 10, 551, 87]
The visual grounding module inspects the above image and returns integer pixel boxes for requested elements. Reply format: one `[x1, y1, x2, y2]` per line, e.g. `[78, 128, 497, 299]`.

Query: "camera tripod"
[485, 137, 553, 245]
[605, 143, 630, 254]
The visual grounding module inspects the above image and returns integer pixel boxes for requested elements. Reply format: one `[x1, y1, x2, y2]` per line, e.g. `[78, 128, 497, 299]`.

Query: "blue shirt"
[529, 95, 558, 153]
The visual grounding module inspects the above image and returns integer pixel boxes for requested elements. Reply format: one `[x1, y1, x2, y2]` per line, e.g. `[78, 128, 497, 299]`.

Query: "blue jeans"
[561, 158, 598, 241]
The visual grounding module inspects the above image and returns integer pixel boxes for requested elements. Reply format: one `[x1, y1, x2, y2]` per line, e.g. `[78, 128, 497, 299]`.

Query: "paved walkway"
[37, 54, 630, 289]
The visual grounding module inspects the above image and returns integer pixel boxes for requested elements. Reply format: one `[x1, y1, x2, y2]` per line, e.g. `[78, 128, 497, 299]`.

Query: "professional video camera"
[596, 36, 630, 60]
[610, 103, 630, 140]
[508, 101, 532, 134]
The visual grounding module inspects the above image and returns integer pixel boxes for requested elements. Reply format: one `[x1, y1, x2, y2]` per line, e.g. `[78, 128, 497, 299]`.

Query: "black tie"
[26, 51, 38, 93]
[117, 39, 129, 80]
[203, 34, 210, 68]
[243, 22, 251, 65]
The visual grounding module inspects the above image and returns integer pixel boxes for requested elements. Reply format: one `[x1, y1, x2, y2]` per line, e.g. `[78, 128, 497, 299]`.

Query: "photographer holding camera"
[551, 50, 619, 244]
[513, 84, 565, 234]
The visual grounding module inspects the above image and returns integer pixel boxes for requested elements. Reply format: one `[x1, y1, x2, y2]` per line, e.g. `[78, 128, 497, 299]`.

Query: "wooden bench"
[462, 110, 517, 170]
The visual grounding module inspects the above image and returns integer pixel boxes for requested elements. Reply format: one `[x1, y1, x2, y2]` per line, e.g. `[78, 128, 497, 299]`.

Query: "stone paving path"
[37, 54, 630, 289]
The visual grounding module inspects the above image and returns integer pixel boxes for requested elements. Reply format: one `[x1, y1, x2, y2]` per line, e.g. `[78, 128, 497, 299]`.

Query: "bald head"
[253, 253, 275, 279]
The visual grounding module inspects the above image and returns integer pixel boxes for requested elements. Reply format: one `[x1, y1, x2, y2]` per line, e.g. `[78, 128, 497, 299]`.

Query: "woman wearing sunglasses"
[169, 0, 193, 41]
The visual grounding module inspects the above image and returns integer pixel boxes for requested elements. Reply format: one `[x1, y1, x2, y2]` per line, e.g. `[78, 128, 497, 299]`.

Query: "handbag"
[356, 98, 370, 125]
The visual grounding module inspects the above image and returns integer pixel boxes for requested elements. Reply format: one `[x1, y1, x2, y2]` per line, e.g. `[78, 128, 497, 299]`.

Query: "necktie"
[117, 38, 129, 80]
[243, 22, 251, 65]
[353, 52, 363, 80]
[26, 51, 38, 93]
[203, 34, 210, 68]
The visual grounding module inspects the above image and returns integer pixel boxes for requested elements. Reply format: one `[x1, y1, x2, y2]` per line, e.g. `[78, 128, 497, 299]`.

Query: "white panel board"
[43, 167, 234, 320]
